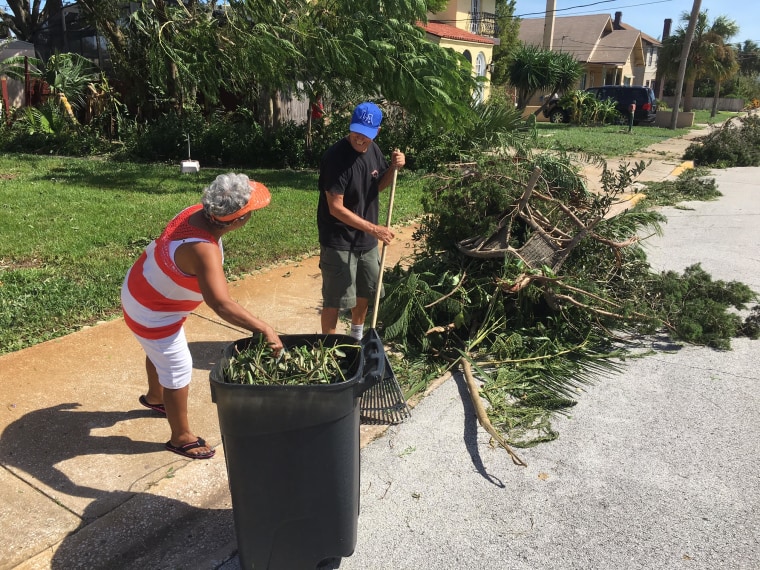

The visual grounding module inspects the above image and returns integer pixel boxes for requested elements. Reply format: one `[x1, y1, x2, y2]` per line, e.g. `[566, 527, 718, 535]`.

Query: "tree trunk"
[669, 0, 701, 129]
[711, 81, 720, 117]
[517, 88, 531, 110]
[305, 111, 313, 156]
[154, 0, 182, 112]
[168, 60, 182, 112]
[6, 0, 63, 42]
[271, 92, 281, 129]
[683, 77, 696, 112]
[258, 89, 273, 132]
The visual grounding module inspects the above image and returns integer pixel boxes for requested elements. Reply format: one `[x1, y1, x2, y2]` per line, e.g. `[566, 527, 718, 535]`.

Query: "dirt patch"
[0, 257, 44, 270]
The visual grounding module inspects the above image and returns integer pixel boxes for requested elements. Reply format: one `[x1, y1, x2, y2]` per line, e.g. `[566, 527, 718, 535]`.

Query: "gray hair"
[201, 173, 251, 220]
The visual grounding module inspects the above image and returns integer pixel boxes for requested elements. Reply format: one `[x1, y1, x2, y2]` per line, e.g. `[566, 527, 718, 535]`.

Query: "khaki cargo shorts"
[319, 245, 383, 309]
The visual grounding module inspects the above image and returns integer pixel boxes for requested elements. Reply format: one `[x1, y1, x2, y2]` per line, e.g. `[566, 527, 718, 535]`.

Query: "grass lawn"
[0, 155, 426, 353]
[533, 109, 741, 157]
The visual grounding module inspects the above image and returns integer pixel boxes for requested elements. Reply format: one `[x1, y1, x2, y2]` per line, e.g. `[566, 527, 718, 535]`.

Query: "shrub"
[260, 120, 308, 169]
[117, 108, 206, 162]
[557, 90, 618, 125]
[0, 102, 111, 156]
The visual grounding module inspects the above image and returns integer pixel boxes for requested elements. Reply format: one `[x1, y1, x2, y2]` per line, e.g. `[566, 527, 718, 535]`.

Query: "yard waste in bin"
[209, 333, 383, 570]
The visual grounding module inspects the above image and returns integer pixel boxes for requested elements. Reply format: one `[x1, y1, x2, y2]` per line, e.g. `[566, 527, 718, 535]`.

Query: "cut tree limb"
[460, 358, 527, 467]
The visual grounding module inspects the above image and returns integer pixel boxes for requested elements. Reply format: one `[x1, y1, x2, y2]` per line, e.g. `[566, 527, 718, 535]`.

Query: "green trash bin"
[209, 333, 383, 570]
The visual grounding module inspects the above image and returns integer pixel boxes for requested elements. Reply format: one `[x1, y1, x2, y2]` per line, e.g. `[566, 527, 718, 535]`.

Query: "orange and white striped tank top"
[121, 204, 221, 340]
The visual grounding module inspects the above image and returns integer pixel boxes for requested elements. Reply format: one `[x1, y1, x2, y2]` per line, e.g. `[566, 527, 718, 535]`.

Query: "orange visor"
[214, 180, 271, 222]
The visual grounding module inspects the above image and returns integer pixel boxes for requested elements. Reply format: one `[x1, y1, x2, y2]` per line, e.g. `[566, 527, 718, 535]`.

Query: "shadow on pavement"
[0, 403, 237, 569]
[452, 371, 506, 489]
[0, 403, 163, 507]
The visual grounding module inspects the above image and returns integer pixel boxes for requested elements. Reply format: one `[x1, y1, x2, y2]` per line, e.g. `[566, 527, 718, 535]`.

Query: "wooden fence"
[278, 90, 311, 124]
[661, 96, 745, 112]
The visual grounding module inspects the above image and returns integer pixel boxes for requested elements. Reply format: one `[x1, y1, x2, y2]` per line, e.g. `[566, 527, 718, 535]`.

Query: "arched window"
[475, 52, 486, 77]
[463, 50, 472, 64]
[474, 53, 487, 104]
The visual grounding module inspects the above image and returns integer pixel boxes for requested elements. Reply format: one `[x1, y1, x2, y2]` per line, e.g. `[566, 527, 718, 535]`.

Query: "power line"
[431, 0, 677, 27]
[515, 0, 675, 18]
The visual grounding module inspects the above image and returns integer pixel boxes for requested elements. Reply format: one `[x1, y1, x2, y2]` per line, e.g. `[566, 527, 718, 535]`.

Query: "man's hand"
[391, 149, 405, 170]
[372, 224, 395, 245]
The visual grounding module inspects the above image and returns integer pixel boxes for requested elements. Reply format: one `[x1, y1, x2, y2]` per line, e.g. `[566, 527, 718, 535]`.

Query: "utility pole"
[543, 0, 556, 50]
[670, 0, 701, 130]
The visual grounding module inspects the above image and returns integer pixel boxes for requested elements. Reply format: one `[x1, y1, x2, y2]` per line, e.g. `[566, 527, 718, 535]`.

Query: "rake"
[360, 166, 411, 425]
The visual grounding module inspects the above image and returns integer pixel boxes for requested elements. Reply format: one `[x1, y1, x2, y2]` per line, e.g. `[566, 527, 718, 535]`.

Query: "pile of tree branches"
[684, 113, 760, 167]
[378, 147, 758, 461]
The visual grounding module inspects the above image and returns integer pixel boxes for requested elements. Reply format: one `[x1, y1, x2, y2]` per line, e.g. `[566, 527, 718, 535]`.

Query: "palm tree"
[506, 44, 583, 111]
[735, 40, 760, 76]
[34, 53, 101, 121]
[658, 11, 739, 111]
[707, 43, 739, 117]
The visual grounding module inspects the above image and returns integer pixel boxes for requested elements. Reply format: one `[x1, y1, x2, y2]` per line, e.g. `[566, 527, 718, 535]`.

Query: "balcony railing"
[468, 12, 499, 38]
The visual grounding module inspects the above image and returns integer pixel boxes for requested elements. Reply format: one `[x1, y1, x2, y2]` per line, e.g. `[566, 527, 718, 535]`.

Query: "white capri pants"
[132, 328, 193, 390]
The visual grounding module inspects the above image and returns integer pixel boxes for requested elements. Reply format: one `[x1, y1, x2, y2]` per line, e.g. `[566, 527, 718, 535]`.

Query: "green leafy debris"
[378, 147, 758, 447]
[222, 336, 356, 386]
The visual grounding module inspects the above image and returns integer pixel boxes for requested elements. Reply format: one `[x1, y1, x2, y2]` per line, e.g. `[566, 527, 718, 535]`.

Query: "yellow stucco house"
[518, 12, 662, 94]
[422, 0, 499, 102]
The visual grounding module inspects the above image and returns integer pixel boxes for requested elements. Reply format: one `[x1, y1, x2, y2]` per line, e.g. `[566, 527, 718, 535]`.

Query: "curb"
[669, 160, 695, 177]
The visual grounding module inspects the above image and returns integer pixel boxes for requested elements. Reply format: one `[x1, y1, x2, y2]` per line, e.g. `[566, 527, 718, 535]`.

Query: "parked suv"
[543, 85, 658, 125]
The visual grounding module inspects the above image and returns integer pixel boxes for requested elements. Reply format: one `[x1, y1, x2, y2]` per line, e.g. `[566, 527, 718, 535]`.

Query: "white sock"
[350, 324, 364, 340]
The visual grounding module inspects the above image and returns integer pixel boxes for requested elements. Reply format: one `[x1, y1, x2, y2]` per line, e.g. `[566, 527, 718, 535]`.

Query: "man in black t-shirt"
[317, 101, 405, 340]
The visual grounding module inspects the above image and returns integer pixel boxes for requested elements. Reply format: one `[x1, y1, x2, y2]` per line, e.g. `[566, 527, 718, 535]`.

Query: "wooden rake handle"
[371, 167, 398, 329]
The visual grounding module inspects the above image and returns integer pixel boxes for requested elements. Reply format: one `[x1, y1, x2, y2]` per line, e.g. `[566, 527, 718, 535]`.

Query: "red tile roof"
[420, 21, 496, 45]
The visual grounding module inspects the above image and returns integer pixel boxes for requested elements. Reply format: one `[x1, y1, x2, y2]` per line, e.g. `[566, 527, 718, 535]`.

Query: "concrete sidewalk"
[1, 123, 743, 570]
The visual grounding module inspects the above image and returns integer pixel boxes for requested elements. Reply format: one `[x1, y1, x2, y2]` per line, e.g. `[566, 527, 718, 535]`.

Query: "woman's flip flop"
[165, 437, 215, 459]
[139, 394, 166, 415]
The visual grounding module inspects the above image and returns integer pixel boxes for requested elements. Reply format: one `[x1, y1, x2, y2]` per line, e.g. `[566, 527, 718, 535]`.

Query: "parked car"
[543, 85, 658, 125]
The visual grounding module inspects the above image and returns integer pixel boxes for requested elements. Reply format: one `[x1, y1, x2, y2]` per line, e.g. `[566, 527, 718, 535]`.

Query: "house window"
[475, 53, 486, 77]
[648, 47, 653, 67]
[470, 0, 481, 34]
[473, 53, 487, 104]
[463, 50, 472, 64]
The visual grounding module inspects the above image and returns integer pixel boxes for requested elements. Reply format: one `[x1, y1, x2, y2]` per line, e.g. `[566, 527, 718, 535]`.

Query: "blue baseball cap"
[349, 102, 383, 139]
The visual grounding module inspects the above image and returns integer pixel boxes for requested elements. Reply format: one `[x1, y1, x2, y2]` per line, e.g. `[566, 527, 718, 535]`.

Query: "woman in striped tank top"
[121, 173, 283, 459]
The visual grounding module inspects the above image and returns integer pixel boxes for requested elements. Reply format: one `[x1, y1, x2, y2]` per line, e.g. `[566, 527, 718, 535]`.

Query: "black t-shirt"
[317, 137, 389, 251]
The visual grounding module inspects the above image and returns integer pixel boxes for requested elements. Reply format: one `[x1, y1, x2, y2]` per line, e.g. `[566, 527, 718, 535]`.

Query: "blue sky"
[0, 1, 756, 46]
[512, 0, 760, 45]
